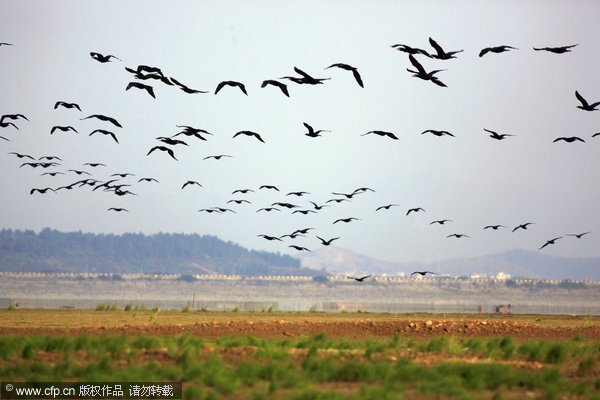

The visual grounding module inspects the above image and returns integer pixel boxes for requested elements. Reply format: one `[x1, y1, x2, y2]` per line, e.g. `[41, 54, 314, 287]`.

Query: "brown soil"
[0, 310, 600, 338]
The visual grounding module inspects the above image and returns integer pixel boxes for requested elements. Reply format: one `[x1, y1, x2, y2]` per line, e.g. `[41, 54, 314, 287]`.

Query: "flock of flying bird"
[1, 37, 597, 280]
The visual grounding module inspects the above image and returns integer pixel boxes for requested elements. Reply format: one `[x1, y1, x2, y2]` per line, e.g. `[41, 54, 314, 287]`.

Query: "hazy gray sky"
[1, 0, 599, 265]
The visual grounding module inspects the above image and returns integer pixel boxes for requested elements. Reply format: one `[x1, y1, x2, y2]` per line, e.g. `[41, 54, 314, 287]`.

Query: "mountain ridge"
[298, 246, 600, 280]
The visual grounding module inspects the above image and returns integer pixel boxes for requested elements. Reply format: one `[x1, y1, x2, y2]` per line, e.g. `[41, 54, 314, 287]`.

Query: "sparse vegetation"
[2, 332, 596, 399]
[1, 310, 599, 399]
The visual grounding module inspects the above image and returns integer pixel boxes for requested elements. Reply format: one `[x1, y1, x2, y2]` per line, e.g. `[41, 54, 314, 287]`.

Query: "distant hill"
[298, 246, 600, 280]
[0, 228, 321, 276]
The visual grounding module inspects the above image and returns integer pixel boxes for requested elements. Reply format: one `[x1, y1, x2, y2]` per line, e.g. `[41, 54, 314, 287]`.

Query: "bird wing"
[575, 91, 589, 108]
[408, 54, 426, 74]
[479, 48, 490, 57]
[303, 122, 314, 134]
[293, 67, 313, 79]
[238, 82, 248, 95]
[214, 81, 227, 94]
[428, 37, 444, 56]
[351, 68, 364, 87]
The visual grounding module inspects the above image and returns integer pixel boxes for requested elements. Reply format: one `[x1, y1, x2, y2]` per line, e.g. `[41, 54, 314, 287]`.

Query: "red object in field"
[479, 305, 482, 313]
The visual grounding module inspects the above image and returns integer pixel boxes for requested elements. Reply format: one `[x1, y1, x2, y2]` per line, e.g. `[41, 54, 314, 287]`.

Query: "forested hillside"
[0, 228, 317, 276]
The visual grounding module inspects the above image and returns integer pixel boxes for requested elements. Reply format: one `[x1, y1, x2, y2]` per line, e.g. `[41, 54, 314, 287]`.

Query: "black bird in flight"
[30, 162, 58, 169]
[289, 245, 310, 252]
[1, 113, 28, 123]
[406, 207, 425, 215]
[8, 152, 34, 160]
[182, 180, 202, 189]
[54, 101, 81, 111]
[326, 198, 349, 204]
[317, 236, 339, 246]
[292, 228, 315, 235]
[93, 179, 119, 191]
[39, 155, 61, 161]
[287, 191, 310, 197]
[407, 54, 447, 87]
[174, 125, 213, 140]
[67, 169, 90, 175]
[83, 162, 106, 167]
[108, 207, 128, 212]
[126, 82, 155, 98]
[0, 121, 18, 129]
[331, 191, 359, 199]
[390, 44, 431, 57]
[538, 237, 562, 250]
[293, 209, 317, 215]
[422, 129, 454, 137]
[30, 187, 56, 195]
[170, 77, 208, 94]
[272, 202, 298, 209]
[261, 80, 289, 97]
[483, 225, 507, 230]
[259, 185, 279, 191]
[333, 217, 360, 224]
[51, 126, 78, 135]
[575, 91, 600, 111]
[125, 67, 172, 85]
[233, 130, 265, 143]
[362, 130, 399, 140]
[376, 204, 399, 211]
[157, 137, 188, 146]
[303, 122, 330, 138]
[20, 162, 50, 168]
[110, 173, 135, 178]
[138, 177, 159, 183]
[411, 271, 435, 276]
[215, 81, 248, 95]
[90, 129, 118, 143]
[280, 232, 305, 240]
[90, 52, 121, 63]
[430, 219, 452, 225]
[428, 37, 463, 59]
[479, 45, 517, 57]
[447, 233, 470, 238]
[204, 154, 232, 160]
[553, 136, 585, 143]
[566, 232, 591, 239]
[513, 223, 534, 232]
[280, 67, 330, 85]
[147, 145, 177, 160]
[81, 114, 122, 128]
[0, 42, 13, 46]
[256, 207, 280, 213]
[227, 199, 251, 205]
[484, 128, 514, 140]
[258, 234, 282, 241]
[233, 188, 254, 194]
[129, 64, 169, 77]
[309, 201, 329, 210]
[325, 63, 364, 87]
[348, 275, 371, 282]
[533, 44, 578, 54]
[213, 207, 236, 214]
[54, 182, 79, 191]
[198, 208, 223, 214]
[41, 172, 64, 177]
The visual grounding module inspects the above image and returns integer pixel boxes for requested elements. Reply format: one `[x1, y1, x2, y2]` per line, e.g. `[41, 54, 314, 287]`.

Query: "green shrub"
[545, 343, 566, 364]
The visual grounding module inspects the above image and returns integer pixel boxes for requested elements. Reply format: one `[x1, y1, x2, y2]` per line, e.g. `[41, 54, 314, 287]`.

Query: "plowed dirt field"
[1, 310, 598, 338]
